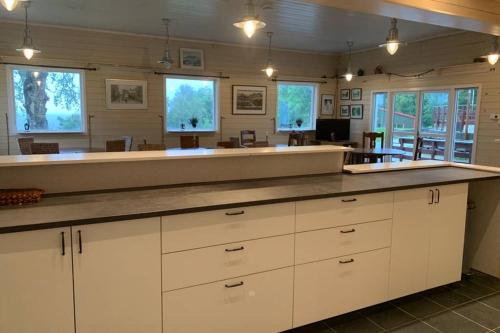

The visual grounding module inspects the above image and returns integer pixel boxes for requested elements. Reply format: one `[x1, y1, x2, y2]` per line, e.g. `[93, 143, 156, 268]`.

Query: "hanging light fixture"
[158, 18, 174, 69]
[344, 41, 355, 82]
[16, 1, 41, 60]
[261, 32, 277, 77]
[1, 0, 20, 11]
[233, 0, 266, 38]
[379, 18, 405, 56]
[482, 36, 499, 65]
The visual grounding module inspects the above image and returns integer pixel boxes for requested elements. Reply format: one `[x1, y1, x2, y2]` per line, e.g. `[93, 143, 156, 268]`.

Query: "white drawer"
[162, 202, 295, 253]
[296, 192, 393, 232]
[295, 219, 392, 264]
[293, 248, 390, 328]
[163, 267, 294, 333]
[162, 234, 294, 291]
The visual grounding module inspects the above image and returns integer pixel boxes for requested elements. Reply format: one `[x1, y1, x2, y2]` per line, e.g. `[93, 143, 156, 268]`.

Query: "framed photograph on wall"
[351, 88, 362, 101]
[180, 48, 205, 70]
[105, 79, 148, 109]
[340, 105, 350, 118]
[350, 104, 364, 119]
[340, 89, 350, 100]
[321, 94, 335, 115]
[232, 85, 267, 115]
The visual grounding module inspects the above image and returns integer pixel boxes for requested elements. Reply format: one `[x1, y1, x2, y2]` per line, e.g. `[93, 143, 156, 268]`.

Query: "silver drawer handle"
[341, 198, 357, 203]
[225, 246, 245, 252]
[339, 259, 355, 264]
[225, 211, 245, 216]
[225, 281, 244, 288]
[340, 229, 356, 234]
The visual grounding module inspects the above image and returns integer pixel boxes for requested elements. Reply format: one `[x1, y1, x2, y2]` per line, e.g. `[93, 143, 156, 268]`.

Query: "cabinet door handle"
[225, 246, 245, 252]
[60, 231, 66, 256]
[341, 198, 357, 203]
[340, 229, 356, 234]
[77, 230, 83, 254]
[225, 281, 244, 288]
[225, 210, 245, 216]
[339, 259, 355, 264]
[428, 190, 434, 205]
[435, 189, 440, 204]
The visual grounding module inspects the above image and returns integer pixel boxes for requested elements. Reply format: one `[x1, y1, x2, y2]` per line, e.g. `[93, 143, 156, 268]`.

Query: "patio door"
[390, 92, 419, 157]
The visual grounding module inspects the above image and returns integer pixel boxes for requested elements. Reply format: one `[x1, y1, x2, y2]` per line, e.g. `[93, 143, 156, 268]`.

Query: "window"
[165, 76, 217, 132]
[372, 92, 388, 147]
[453, 88, 478, 163]
[9, 66, 85, 133]
[277, 82, 317, 131]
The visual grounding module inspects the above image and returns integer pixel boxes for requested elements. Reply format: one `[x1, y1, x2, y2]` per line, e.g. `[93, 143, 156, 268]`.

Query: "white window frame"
[276, 81, 318, 132]
[164, 75, 219, 133]
[7, 65, 87, 134]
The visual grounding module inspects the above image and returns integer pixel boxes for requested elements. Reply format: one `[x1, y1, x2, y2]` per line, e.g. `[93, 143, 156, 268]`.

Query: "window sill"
[167, 130, 217, 134]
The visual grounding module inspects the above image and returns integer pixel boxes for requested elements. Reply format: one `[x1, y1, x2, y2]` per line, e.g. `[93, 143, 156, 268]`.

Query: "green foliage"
[278, 84, 314, 130]
[49, 72, 81, 111]
[167, 82, 214, 131]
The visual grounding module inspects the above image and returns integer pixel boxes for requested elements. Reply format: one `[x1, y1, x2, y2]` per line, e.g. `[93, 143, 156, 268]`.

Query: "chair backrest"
[362, 132, 384, 149]
[18, 137, 35, 155]
[137, 143, 167, 151]
[288, 132, 305, 146]
[180, 136, 199, 149]
[30, 143, 60, 154]
[413, 137, 424, 161]
[240, 130, 256, 146]
[106, 139, 126, 152]
[121, 136, 134, 151]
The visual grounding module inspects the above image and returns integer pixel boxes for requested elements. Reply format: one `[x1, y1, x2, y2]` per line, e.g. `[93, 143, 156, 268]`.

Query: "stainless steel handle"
[339, 259, 355, 264]
[225, 246, 245, 252]
[225, 211, 245, 216]
[225, 281, 244, 288]
[341, 198, 357, 203]
[435, 188, 440, 204]
[340, 229, 356, 234]
[428, 190, 434, 205]
[77, 230, 83, 254]
[60, 231, 65, 256]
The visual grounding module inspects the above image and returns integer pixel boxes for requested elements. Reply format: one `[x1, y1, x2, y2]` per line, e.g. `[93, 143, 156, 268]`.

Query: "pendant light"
[16, 1, 41, 60]
[233, 0, 266, 38]
[158, 18, 174, 69]
[262, 32, 277, 77]
[344, 41, 355, 82]
[482, 36, 499, 65]
[1, 0, 19, 11]
[379, 18, 405, 56]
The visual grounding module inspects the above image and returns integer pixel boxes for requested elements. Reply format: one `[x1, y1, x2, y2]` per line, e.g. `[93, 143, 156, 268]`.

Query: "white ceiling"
[0, 0, 459, 53]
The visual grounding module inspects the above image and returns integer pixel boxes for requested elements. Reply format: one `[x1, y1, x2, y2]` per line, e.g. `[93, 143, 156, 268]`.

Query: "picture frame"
[105, 79, 148, 109]
[232, 85, 267, 115]
[340, 89, 350, 100]
[340, 105, 350, 118]
[351, 88, 362, 101]
[180, 48, 205, 70]
[320, 94, 335, 115]
[350, 104, 364, 119]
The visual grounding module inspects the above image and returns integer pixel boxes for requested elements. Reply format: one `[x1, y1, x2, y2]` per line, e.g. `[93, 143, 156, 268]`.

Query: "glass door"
[372, 92, 388, 147]
[392, 92, 418, 159]
[452, 88, 478, 163]
[418, 91, 450, 160]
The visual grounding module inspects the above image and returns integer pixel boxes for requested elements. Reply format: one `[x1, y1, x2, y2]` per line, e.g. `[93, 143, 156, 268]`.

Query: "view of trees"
[277, 84, 315, 130]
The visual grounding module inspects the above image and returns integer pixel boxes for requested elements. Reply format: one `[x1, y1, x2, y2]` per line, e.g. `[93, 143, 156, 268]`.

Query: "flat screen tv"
[315, 119, 350, 141]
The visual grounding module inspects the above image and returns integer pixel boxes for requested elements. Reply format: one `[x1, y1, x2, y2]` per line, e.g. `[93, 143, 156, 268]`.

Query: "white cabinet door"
[0, 228, 74, 333]
[73, 218, 161, 333]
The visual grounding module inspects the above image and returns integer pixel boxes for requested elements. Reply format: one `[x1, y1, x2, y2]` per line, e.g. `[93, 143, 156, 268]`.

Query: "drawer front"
[162, 234, 294, 291]
[293, 248, 390, 328]
[163, 267, 294, 333]
[296, 192, 393, 232]
[162, 202, 295, 253]
[295, 219, 392, 264]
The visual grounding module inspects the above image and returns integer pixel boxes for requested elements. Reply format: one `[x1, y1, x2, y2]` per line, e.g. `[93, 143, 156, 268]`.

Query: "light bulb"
[36, 80, 41, 86]
[345, 73, 353, 82]
[487, 53, 499, 65]
[23, 48, 34, 60]
[243, 20, 257, 38]
[32, 71, 39, 78]
[265, 66, 274, 77]
[386, 41, 399, 55]
[1, 0, 19, 11]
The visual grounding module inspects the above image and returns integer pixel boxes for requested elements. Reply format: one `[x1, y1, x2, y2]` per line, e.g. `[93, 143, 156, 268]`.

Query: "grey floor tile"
[454, 301, 500, 330]
[424, 311, 487, 333]
[324, 312, 384, 333]
[388, 321, 440, 333]
[283, 322, 333, 333]
[392, 294, 447, 319]
[469, 271, 500, 291]
[425, 286, 473, 308]
[479, 294, 500, 311]
[448, 280, 497, 300]
[365, 303, 416, 330]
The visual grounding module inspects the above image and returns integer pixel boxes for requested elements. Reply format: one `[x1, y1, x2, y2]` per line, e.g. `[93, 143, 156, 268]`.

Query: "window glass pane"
[420, 91, 449, 134]
[166, 77, 216, 132]
[277, 83, 316, 131]
[12, 68, 83, 133]
[453, 88, 477, 164]
[372, 92, 388, 147]
[392, 92, 417, 155]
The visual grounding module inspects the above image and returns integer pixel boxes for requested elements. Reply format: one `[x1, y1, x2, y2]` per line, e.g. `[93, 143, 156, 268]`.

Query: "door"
[419, 91, 451, 160]
[72, 218, 162, 333]
[452, 88, 478, 163]
[0, 228, 74, 333]
[391, 92, 419, 159]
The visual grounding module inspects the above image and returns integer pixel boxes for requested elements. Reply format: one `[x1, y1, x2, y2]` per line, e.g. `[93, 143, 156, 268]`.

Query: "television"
[315, 119, 350, 141]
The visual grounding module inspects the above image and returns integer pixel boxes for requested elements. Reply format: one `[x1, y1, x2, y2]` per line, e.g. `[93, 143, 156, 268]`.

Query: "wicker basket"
[0, 189, 44, 206]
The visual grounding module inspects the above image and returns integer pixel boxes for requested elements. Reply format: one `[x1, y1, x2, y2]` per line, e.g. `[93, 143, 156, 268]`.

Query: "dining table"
[348, 147, 406, 164]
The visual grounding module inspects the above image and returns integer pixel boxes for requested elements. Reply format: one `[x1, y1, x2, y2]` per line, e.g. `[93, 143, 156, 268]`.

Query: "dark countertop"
[1, 166, 498, 233]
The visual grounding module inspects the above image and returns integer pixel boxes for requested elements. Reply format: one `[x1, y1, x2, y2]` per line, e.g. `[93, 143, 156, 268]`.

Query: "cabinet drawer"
[163, 267, 294, 333]
[293, 248, 390, 328]
[296, 192, 393, 232]
[162, 202, 295, 253]
[295, 219, 392, 264]
[162, 234, 294, 291]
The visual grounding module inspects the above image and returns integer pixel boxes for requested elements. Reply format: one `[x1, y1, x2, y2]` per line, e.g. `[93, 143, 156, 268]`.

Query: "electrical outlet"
[490, 113, 500, 120]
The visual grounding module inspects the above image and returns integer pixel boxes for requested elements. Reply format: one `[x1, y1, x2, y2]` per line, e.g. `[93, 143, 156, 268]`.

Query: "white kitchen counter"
[344, 160, 500, 174]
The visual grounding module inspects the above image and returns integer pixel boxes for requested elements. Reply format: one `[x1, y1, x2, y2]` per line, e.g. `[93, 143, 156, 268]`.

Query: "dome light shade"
[343, 41, 356, 82]
[1, 0, 19, 11]
[261, 32, 277, 77]
[379, 18, 405, 56]
[482, 37, 499, 66]
[345, 73, 353, 82]
[16, 2, 41, 60]
[158, 18, 174, 68]
[233, 1, 266, 38]
[386, 41, 399, 55]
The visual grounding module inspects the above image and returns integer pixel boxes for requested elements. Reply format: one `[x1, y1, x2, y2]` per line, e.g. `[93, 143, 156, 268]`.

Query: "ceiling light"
[379, 18, 405, 56]
[344, 41, 355, 82]
[233, 0, 266, 38]
[158, 18, 174, 69]
[1, 0, 19, 11]
[482, 36, 499, 65]
[16, 1, 41, 60]
[262, 32, 277, 77]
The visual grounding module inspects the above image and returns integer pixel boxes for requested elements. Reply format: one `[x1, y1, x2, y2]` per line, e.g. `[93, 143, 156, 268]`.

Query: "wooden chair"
[362, 132, 384, 149]
[180, 136, 199, 149]
[106, 139, 126, 152]
[29, 143, 60, 154]
[122, 136, 134, 151]
[240, 130, 256, 146]
[18, 137, 35, 155]
[288, 132, 305, 146]
[413, 137, 424, 161]
[137, 143, 167, 151]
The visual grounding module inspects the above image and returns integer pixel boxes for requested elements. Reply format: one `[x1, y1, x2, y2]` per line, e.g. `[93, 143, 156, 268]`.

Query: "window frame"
[7, 65, 87, 134]
[276, 81, 318, 132]
[164, 75, 219, 133]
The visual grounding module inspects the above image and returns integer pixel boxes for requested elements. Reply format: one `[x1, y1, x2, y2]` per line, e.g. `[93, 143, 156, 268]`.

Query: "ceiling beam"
[302, 0, 500, 35]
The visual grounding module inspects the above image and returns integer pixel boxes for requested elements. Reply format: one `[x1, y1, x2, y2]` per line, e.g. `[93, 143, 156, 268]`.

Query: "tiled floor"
[284, 270, 500, 333]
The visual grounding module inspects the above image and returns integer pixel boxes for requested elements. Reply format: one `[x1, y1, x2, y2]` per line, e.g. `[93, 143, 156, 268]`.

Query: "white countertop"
[343, 160, 500, 174]
[0, 145, 352, 168]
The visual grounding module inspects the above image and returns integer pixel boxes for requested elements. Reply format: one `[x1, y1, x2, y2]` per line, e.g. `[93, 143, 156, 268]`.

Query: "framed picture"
[232, 85, 267, 115]
[180, 48, 204, 70]
[340, 89, 350, 100]
[105, 79, 148, 109]
[340, 105, 350, 118]
[321, 94, 335, 115]
[351, 88, 362, 101]
[350, 104, 364, 119]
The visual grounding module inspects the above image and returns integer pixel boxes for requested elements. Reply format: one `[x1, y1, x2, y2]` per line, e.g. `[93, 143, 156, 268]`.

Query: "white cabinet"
[72, 218, 162, 333]
[389, 183, 468, 299]
[0, 228, 75, 333]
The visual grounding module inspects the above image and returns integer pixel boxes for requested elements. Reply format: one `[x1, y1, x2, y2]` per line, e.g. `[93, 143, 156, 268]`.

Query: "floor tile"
[324, 312, 384, 333]
[424, 311, 487, 333]
[392, 294, 447, 319]
[448, 280, 497, 300]
[425, 286, 473, 308]
[454, 301, 500, 330]
[283, 322, 333, 333]
[365, 303, 416, 330]
[388, 321, 439, 333]
[468, 271, 500, 291]
[479, 294, 500, 311]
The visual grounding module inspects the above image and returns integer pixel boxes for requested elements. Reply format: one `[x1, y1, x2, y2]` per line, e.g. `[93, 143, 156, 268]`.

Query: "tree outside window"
[277, 83, 317, 131]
